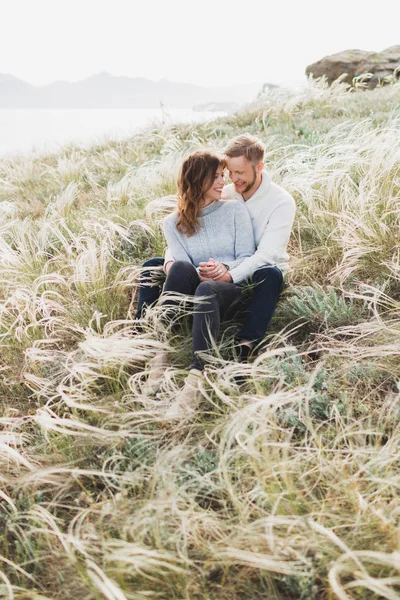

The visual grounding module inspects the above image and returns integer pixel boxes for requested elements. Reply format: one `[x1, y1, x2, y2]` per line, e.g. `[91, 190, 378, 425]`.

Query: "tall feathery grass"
[0, 77, 400, 599]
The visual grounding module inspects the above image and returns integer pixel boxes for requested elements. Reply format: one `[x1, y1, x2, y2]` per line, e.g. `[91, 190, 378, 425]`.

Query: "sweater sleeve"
[223, 202, 255, 274]
[163, 217, 193, 265]
[164, 246, 174, 264]
[229, 194, 296, 283]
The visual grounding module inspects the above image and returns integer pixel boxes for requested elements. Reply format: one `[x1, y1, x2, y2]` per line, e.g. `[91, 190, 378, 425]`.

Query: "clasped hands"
[198, 258, 232, 282]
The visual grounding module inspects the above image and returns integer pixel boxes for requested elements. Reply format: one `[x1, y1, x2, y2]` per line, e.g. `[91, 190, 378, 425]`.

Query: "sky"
[2, 0, 399, 87]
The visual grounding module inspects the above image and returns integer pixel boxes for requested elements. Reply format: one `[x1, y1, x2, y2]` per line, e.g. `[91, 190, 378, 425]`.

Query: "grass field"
[1, 78, 400, 599]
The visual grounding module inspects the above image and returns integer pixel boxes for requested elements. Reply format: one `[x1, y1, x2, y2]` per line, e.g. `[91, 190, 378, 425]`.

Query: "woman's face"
[202, 165, 225, 205]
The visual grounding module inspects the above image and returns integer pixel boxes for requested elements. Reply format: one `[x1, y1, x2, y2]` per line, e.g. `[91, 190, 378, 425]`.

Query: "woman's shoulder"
[220, 199, 246, 211]
[163, 211, 179, 227]
[221, 199, 249, 216]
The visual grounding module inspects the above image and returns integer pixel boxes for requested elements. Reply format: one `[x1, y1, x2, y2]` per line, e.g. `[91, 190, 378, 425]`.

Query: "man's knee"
[140, 257, 165, 285]
[142, 257, 164, 269]
[251, 266, 283, 289]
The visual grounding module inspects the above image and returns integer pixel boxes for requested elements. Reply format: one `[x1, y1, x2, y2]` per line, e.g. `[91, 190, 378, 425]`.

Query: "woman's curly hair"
[176, 151, 225, 236]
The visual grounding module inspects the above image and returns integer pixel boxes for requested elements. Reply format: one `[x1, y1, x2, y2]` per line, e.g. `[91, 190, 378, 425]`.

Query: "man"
[135, 133, 295, 359]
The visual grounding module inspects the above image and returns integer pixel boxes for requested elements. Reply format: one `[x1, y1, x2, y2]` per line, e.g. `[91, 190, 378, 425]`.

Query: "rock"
[260, 82, 279, 93]
[306, 46, 400, 87]
[306, 49, 372, 85]
[357, 46, 400, 87]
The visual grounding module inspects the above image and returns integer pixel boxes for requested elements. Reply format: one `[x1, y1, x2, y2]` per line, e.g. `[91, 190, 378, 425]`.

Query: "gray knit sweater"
[163, 200, 255, 277]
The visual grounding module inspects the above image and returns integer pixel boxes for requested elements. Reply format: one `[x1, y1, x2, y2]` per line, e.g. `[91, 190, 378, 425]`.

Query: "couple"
[136, 134, 296, 417]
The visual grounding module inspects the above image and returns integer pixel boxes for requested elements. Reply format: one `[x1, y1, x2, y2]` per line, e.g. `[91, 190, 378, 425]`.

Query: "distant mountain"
[0, 72, 264, 109]
[0, 74, 36, 104]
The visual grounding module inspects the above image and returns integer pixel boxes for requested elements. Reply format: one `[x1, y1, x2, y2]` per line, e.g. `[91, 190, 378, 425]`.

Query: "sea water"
[0, 108, 227, 157]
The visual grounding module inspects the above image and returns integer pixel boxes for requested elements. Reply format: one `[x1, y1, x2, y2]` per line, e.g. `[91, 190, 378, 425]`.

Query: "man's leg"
[135, 257, 165, 319]
[191, 280, 243, 370]
[237, 266, 283, 350]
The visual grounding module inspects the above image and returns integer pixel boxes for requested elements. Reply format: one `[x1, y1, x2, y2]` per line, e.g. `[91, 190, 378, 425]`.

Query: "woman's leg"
[144, 261, 199, 395]
[160, 260, 200, 328]
[165, 280, 243, 418]
[191, 281, 243, 370]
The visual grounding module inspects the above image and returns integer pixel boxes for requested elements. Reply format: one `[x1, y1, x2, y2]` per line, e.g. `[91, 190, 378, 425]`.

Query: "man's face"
[226, 155, 261, 195]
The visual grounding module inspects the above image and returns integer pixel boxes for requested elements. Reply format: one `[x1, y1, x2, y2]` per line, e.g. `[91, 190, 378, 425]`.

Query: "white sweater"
[223, 172, 296, 282]
[165, 171, 296, 283]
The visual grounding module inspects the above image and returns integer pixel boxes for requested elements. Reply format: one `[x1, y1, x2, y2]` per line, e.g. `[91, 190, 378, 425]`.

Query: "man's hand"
[198, 258, 232, 281]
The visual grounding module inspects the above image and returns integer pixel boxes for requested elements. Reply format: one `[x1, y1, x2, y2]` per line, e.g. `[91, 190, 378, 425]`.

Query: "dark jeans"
[237, 264, 283, 343]
[135, 257, 165, 320]
[161, 261, 246, 370]
[135, 257, 283, 365]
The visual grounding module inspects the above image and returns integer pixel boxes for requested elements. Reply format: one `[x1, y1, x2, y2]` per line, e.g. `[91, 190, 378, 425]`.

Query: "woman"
[148, 150, 255, 417]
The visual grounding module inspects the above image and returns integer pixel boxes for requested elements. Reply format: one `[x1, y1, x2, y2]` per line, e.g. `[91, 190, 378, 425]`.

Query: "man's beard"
[237, 166, 257, 194]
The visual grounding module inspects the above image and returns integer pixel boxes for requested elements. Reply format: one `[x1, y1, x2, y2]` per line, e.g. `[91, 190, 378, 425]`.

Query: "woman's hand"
[163, 260, 174, 274]
[198, 258, 230, 281]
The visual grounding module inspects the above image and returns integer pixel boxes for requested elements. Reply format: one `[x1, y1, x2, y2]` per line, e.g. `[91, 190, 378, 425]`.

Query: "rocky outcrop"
[306, 46, 400, 87]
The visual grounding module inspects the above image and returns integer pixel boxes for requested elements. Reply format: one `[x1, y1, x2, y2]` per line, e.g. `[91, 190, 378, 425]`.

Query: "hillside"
[0, 78, 400, 599]
[0, 72, 263, 108]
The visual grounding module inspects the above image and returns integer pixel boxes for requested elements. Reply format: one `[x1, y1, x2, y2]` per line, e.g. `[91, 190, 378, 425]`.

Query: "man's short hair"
[224, 134, 265, 164]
